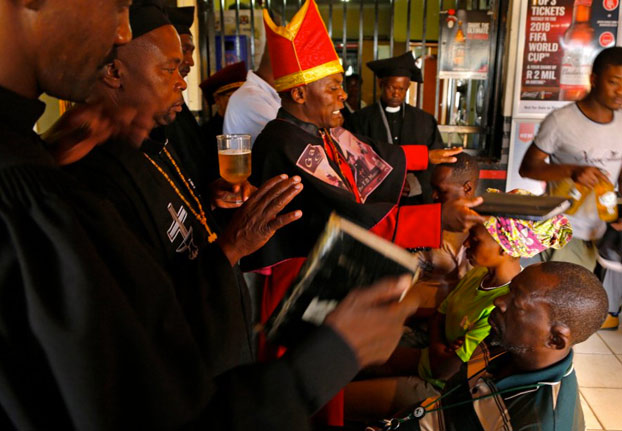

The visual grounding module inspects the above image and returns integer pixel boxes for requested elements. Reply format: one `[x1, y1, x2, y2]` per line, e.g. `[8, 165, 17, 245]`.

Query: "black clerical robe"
[246, 108, 441, 273]
[344, 101, 443, 203]
[0, 86, 211, 429]
[0, 85, 358, 430]
[66, 137, 254, 374]
[201, 112, 224, 148]
[163, 103, 219, 197]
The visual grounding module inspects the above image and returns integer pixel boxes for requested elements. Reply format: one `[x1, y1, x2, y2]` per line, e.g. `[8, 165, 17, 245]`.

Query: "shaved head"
[539, 262, 608, 344]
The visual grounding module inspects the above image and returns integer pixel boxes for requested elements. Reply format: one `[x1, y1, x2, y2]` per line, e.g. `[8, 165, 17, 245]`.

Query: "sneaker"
[601, 313, 620, 331]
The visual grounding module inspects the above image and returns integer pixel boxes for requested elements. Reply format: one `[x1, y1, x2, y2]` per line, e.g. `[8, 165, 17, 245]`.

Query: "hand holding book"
[264, 214, 422, 346]
[441, 196, 487, 232]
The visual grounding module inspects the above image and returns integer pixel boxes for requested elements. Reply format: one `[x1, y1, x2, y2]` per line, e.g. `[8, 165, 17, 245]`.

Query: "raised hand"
[441, 196, 487, 233]
[43, 102, 153, 165]
[216, 174, 303, 265]
[429, 147, 463, 165]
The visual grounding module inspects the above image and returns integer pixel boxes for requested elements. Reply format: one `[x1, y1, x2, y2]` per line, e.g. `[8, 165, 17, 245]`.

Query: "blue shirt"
[223, 70, 281, 146]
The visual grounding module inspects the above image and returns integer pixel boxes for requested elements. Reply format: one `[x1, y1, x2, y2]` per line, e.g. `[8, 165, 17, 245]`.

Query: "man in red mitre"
[244, 0, 485, 424]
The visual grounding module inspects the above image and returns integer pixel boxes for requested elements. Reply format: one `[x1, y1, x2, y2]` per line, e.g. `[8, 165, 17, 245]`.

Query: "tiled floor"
[575, 326, 622, 430]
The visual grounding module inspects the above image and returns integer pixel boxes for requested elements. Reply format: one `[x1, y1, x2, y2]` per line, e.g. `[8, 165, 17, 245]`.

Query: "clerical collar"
[277, 107, 320, 137]
[0, 86, 46, 134]
[380, 99, 402, 114]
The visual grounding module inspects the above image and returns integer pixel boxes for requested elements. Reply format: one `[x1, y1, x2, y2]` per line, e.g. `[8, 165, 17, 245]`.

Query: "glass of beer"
[216, 134, 252, 204]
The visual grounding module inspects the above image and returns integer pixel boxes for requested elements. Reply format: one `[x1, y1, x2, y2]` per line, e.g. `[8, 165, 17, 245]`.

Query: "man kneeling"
[374, 261, 607, 431]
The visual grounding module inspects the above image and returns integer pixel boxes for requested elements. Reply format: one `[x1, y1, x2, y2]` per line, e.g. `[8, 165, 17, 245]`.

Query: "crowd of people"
[0, 0, 617, 430]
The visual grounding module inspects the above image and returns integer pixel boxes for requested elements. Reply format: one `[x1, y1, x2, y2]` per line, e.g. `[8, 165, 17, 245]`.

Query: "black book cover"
[476, 192, 571, 221]
[265, 213, 421, 346]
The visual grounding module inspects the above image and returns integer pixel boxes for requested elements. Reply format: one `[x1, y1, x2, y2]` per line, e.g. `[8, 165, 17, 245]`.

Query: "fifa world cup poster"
[515, 0, 620, 116]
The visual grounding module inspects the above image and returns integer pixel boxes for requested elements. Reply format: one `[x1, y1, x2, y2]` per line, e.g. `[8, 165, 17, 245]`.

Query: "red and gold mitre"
[263, 0, 343, 92]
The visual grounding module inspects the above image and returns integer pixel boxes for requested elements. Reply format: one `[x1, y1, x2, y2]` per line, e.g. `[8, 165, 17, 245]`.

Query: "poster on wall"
[514, 0, 620, 117]
[506, 119, 547, 194]
[439, 9, 491, 79]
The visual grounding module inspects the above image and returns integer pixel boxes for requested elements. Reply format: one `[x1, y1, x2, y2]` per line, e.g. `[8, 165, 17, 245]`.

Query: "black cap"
[166, 6, 195, 36]
[129, 0, 171, 39]
[366, 51, 423, 83]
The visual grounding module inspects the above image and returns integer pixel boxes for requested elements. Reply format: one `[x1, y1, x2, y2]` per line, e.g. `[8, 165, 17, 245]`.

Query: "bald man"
[377, 262, 607, 431]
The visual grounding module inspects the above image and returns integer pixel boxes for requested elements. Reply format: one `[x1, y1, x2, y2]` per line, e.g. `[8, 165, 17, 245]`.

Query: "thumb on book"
[359, 274, 412, 305]
[463, 196, 484, 208]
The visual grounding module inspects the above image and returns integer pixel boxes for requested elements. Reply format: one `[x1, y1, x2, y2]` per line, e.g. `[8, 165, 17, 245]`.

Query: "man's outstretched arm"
[519, 143, 609, 188]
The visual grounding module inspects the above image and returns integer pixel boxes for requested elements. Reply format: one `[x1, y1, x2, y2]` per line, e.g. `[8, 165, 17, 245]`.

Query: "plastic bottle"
[594, 178, 618, 222]
[551, 178, 590, 215]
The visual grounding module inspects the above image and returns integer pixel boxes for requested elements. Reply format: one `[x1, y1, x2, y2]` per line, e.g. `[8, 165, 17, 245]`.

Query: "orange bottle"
[594, 178, 618, 222]
[552, 178, 589, 215]
[452, 21, 466, 67]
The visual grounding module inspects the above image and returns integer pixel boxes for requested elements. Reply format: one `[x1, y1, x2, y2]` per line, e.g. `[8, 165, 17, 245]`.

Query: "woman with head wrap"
[344, 190, 572, 422]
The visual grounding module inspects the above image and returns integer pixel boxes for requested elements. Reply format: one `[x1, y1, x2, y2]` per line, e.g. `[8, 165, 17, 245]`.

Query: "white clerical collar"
[384, 105, 401, 113]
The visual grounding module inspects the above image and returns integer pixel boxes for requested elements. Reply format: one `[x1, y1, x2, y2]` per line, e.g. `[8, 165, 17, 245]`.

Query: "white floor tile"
[599, 329, 622, 355]
[575, 334, 612, 354]
[582, 388, 622, 430]
[574, 354, 622, 388]
[580, 392, 603, 429]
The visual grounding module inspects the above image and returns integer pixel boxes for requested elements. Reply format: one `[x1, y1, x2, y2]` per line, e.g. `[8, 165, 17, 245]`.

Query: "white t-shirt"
[223, 70, 281, 146]
[534, 103, 622, 240]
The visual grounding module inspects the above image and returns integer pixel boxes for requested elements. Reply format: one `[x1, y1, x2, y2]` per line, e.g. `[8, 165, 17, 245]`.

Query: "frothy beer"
[218, 149, 251, 185]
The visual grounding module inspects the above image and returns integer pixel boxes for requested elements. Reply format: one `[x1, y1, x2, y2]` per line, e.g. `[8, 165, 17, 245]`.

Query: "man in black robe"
[345, 51, 444, 203]
[0, 1, 220, 428]
[160, 6, 222, 196]
[164, 7, 252, 206]
[340, 73, 364, 123]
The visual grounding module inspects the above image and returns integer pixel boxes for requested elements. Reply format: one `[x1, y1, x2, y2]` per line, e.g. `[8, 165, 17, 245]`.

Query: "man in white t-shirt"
[223, 44, 281, 145]
[520, 47, 622, 271]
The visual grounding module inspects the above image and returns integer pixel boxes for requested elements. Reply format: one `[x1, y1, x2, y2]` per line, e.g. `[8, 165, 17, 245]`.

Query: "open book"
[476, 192, 571, 221]
[265, 213, 421, 345]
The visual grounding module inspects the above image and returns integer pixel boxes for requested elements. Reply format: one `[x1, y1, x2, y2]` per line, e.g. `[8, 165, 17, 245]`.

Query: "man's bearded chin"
[488, 331, 534, 355]
[155, 111, 177, 127]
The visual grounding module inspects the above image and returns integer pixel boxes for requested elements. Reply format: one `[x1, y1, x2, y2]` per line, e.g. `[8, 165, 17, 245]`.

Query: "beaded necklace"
[143, 146, 217, 243]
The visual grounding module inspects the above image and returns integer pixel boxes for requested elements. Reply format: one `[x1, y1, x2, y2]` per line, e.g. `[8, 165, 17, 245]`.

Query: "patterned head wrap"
[483, 189, 573, 258]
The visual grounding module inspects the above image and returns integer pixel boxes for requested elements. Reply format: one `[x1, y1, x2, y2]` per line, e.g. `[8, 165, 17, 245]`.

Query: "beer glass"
[216, 134, 252, 204]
